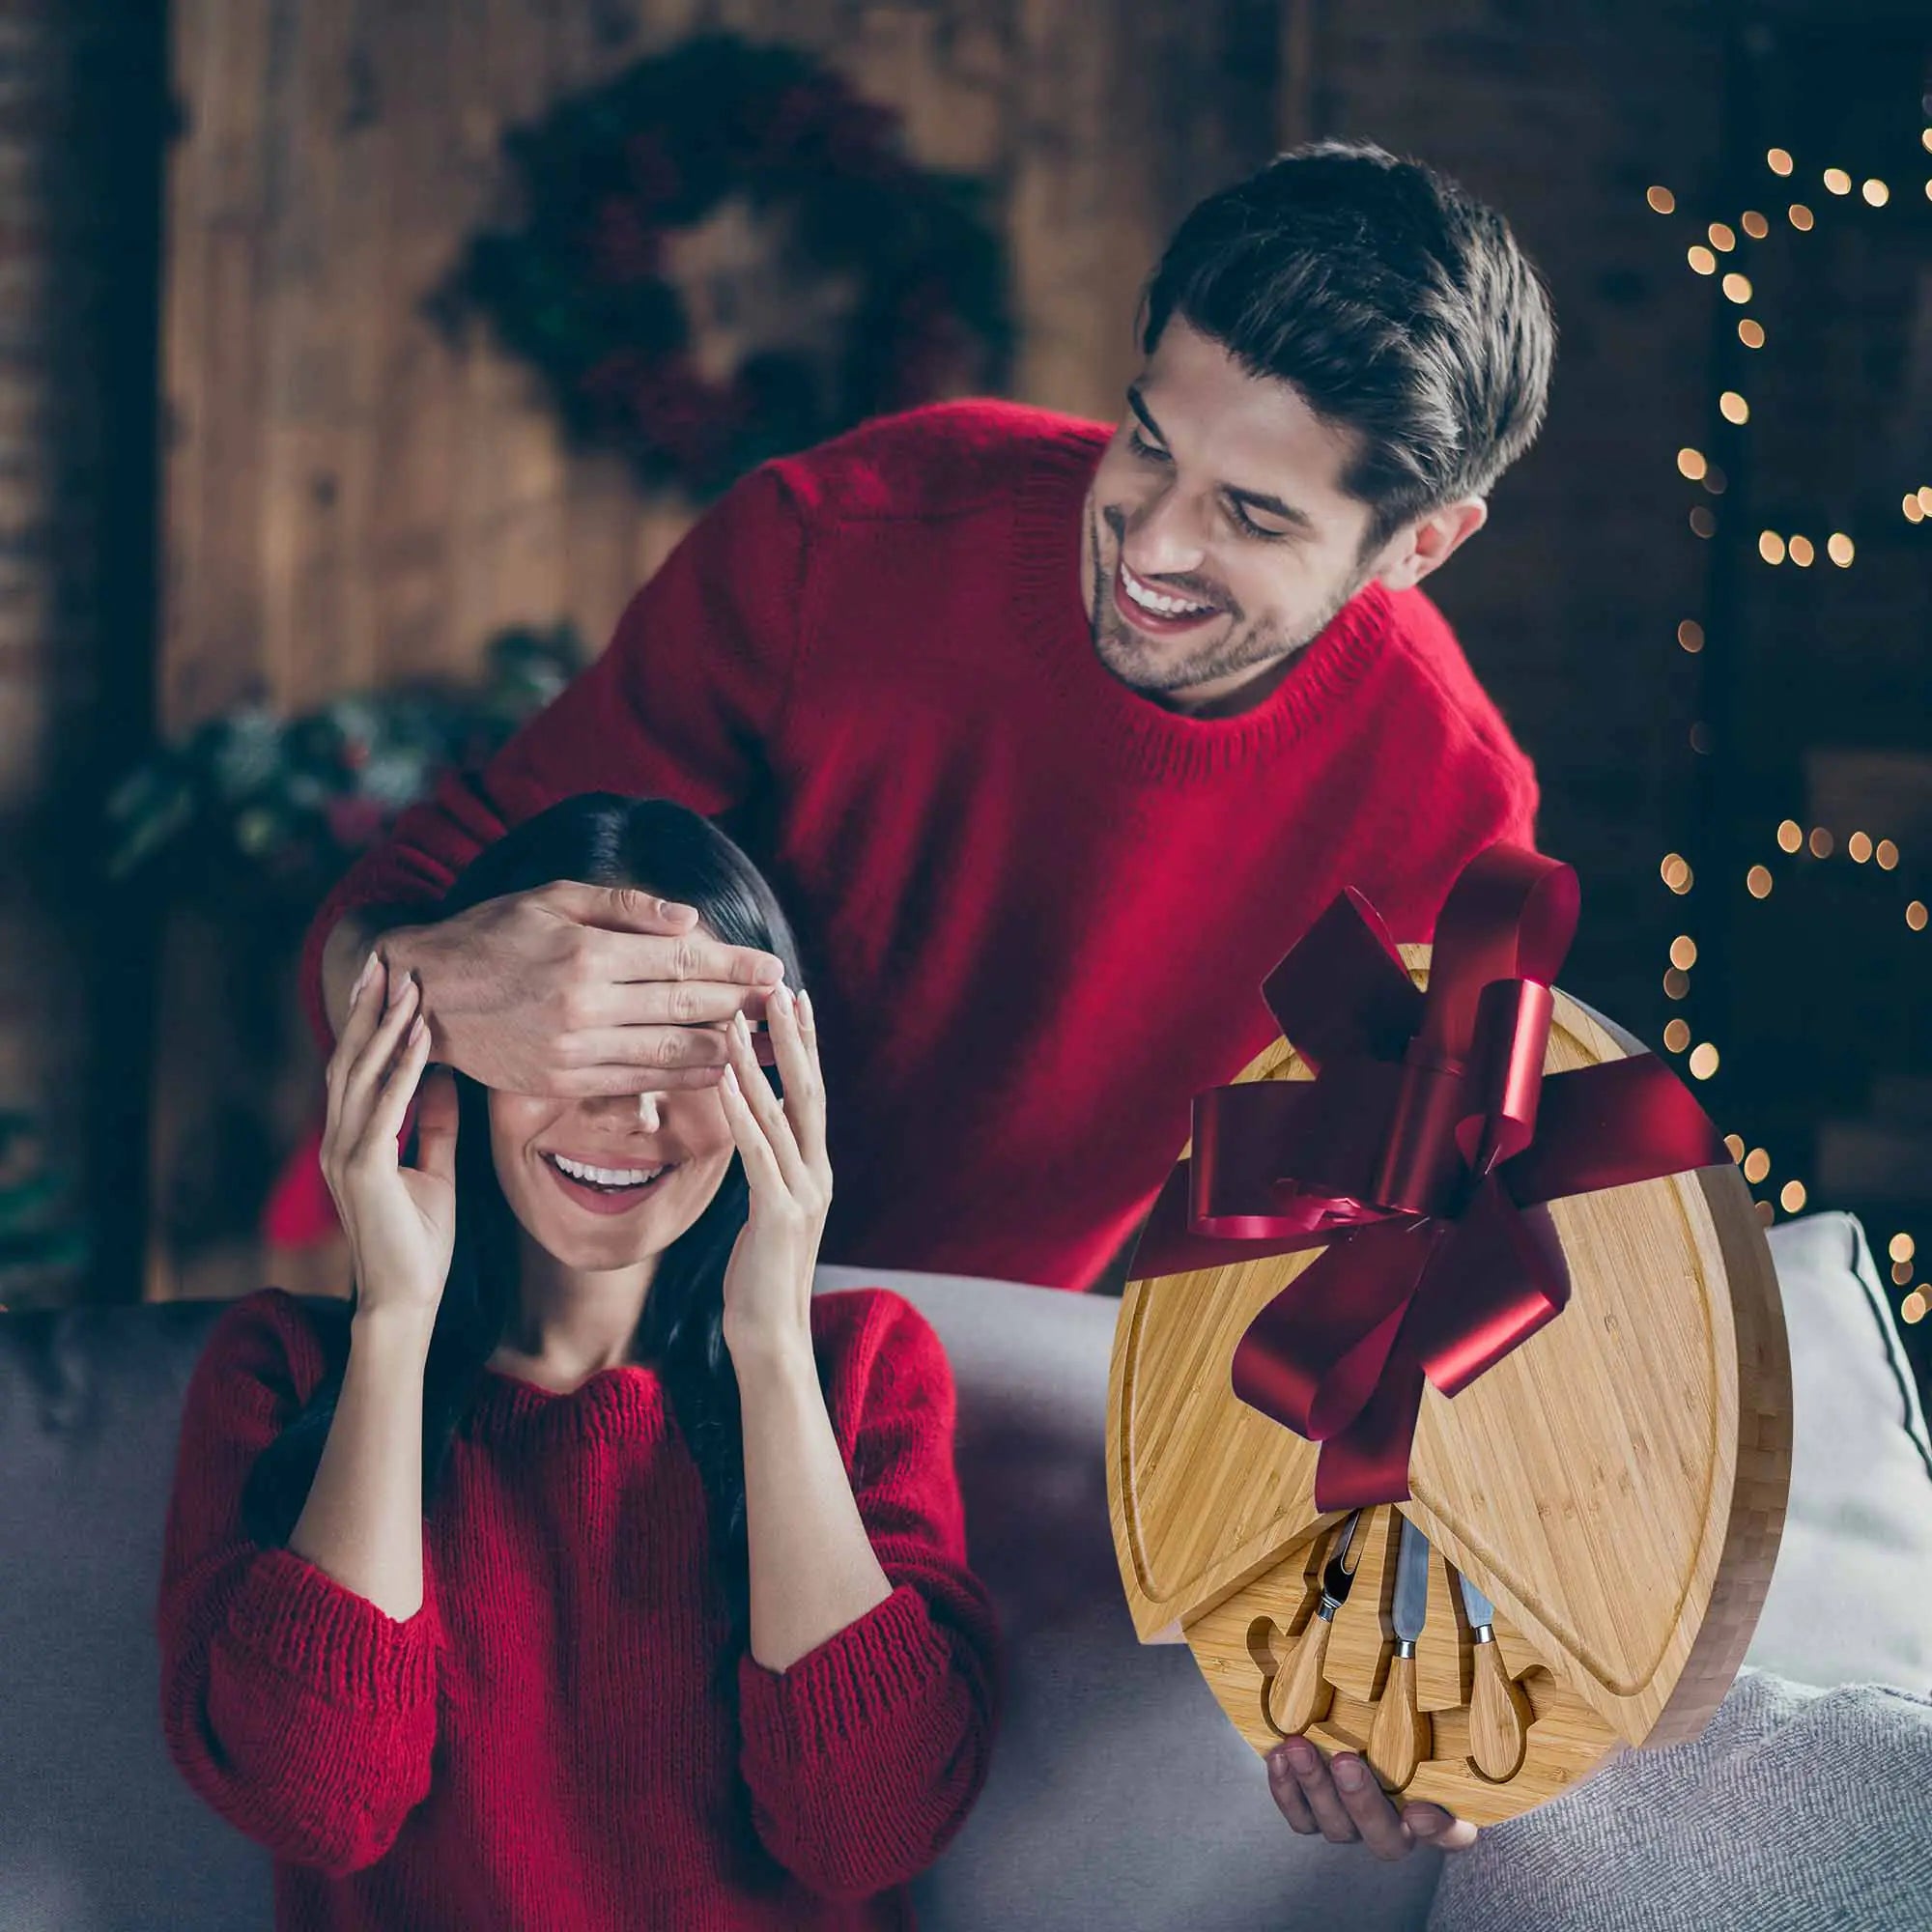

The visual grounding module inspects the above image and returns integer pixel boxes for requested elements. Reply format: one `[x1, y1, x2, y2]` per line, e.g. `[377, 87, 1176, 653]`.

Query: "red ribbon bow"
[1128, 844, 1730, 1512]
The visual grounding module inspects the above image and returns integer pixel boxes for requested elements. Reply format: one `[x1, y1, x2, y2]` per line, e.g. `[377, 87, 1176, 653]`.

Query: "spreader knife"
[1368, 1516, 1434, 1789]
[1459, 1569, 1531, 1779]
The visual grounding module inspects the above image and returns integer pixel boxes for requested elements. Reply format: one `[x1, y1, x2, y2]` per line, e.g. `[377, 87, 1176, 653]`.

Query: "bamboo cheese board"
[1106, 942, 1792, 1827]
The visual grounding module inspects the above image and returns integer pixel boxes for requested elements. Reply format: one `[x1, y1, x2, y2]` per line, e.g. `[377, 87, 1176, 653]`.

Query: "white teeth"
[1122, 563, 1214, 618]
[552, 1153, 664, 1187]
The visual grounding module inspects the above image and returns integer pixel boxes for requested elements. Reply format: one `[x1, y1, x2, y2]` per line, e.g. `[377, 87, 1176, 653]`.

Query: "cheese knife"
[1267, 1510, 1364, 1736]
[1459, 1568, 1531, 1779]
[1367, 1515, 1433, 1789]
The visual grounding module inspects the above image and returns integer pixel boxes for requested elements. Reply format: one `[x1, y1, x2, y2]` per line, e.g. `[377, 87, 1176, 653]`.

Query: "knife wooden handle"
[1268, 1609, 1335, 1736]
[1367, 1651, 1430, 1791]
[1468, 1638, 1531, 1780]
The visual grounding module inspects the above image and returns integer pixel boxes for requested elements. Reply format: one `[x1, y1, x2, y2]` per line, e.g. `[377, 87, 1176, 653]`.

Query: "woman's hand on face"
[322, 950, 461, 1325]
[716, 983, 831, 1365]
[1266, 1738, 1480, 1861]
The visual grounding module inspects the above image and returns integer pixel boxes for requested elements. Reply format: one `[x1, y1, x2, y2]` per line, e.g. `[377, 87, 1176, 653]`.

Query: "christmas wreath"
[434, 32, 1012, 497]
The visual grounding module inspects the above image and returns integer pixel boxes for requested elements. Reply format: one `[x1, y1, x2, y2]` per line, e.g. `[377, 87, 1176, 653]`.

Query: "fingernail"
[771, 983, 794, 1016]
[1282, 1738, 1316, 1772]
[797, 987, 813, 1026]
[351, 952, 377, 1007]
[386, 962, 410, 1008]
[732, 1009, 751, 1040]
[1407, 1809, 1444, 1835]
[722, 1065, 740, 1094]
[1333, 1755, 1367, 1790]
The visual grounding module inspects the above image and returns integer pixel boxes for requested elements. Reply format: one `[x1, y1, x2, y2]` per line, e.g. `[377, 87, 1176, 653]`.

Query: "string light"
[1648, 147, 1927, 1253]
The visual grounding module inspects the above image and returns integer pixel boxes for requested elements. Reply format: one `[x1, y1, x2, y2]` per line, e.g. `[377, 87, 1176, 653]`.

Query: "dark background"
[1, 0, 1926, 1388]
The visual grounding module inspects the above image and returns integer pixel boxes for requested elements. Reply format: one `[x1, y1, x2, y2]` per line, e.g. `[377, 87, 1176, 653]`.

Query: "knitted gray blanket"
[1425, 1669, 1932, 1932]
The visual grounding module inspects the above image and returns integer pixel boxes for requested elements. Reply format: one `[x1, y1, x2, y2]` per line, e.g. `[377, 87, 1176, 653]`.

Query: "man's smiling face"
[1079, 317, 1476, 718]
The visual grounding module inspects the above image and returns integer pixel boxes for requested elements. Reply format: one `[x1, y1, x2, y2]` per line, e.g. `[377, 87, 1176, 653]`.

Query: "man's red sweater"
[156, 1283, 999, 1931]
[297, 400, 1539, 1291]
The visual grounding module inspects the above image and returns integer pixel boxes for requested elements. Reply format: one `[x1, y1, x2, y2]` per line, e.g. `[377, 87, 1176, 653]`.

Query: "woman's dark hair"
[1140, 138, 1556, 559]
[242, 793, 816, 1668]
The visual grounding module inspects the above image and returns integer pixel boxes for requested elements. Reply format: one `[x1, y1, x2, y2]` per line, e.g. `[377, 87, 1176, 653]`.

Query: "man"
[301, 140, 1550, 1856]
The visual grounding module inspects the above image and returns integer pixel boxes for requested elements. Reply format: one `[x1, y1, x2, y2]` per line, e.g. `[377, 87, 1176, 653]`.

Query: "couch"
[2, 1210, 1929, 1930]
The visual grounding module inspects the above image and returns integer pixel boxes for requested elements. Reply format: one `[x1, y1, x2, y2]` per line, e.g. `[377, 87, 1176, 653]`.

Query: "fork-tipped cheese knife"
[1459, 1568, 1531, 1779]
[1267, 1511, 1364, 1736]
[1367, 1515, 1434, 1790]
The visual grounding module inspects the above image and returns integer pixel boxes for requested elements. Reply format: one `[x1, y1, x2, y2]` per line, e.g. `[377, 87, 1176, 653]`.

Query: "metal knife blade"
[1458, 1569, 1496, 1632]
[1392, 1517, 1431, 1642]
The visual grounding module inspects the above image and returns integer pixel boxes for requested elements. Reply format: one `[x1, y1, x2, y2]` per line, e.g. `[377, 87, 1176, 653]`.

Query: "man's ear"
[1370, 497, 1489, 593]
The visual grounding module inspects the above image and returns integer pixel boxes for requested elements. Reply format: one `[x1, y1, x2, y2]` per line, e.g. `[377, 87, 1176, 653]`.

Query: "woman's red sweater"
[156, 1284, 1000, 1931]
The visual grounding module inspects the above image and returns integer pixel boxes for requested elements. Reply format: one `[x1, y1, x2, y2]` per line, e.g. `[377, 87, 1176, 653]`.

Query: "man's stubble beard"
[1087, 498, 1361, 700]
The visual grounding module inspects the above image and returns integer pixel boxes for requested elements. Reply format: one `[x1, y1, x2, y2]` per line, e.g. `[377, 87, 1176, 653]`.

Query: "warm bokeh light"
[1744, 1148, 1772, 1184]
[1768, 148, 1794, 175]
[1719, 391, 1749, 424]
[1920, 486, 1932, 512]
[1678, 618, 1705, 653]
[1702, 464, 1727, 496]
[1755, 1201, 1776, 1228]
[1909, 900, 1929, 932]
[1780, 1180, 1807, 1213]
[1788, 202, 1814, 230]
[1747, 865, 1773, 897]
[1670, 935, 1698, 970]
[1808, 827, 1834, 858]
[1724, 1134, 1746, 1163]
[1688, 1042, 1719, 1081]
[1876, 839, 1899, 869]
[1905, 1291, 1929, 1326]
[1741, 210, 1770, 239]
[1663, 1018, 1691, 1053]
[1688, 244, 1717, 274]
[1739, 319, 1766, 349]
[1827, 532, 1854, 565]
[1891, 1234, 1917, 1264]
[1707, 221, 1736, 250]
[1678, 447, 1708, 480]
[1647, 185, 1677, 213]
[1758, 530, 1785, 564]
[1787, 535, 1814, 566]
[1663, 967, 1690, 999]
[1823, 167, 1852, 194]
[1722, 272, 1752, 303]
[1662, 853, 1692, 893]
[1690, 506, 1717, 537]
[1776, 819, 1804, 853]
[1906, 495, 1925, 524]
[1862, 179, 1889, 206]
[1897, 1261, 1917, 1287]
[1848, 831, 1873, 864]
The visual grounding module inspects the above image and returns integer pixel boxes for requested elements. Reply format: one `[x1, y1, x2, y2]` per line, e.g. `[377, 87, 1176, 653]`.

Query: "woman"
[156, 793, 1002, 1932]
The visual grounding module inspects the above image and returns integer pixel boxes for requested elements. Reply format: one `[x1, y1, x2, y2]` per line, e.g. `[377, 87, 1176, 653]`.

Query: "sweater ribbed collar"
[1009, 425, 1393, 783]
[463, 1359, 671, 1448]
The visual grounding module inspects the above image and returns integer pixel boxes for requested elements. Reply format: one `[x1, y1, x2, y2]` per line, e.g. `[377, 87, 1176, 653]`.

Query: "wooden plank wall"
[150, 0, 1279, 1300]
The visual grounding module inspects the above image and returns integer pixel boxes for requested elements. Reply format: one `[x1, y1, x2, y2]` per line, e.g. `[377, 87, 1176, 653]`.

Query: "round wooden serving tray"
[1105, 950, 1792, 1825]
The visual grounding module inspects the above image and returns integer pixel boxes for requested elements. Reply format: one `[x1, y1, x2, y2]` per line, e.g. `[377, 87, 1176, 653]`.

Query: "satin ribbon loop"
[1127, 842, 1731, 1513]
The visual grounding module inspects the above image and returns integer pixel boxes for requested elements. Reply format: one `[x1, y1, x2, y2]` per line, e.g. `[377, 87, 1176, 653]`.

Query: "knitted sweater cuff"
[224, 1545, 441, 1715]
[737, 1580, 954, 1765]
